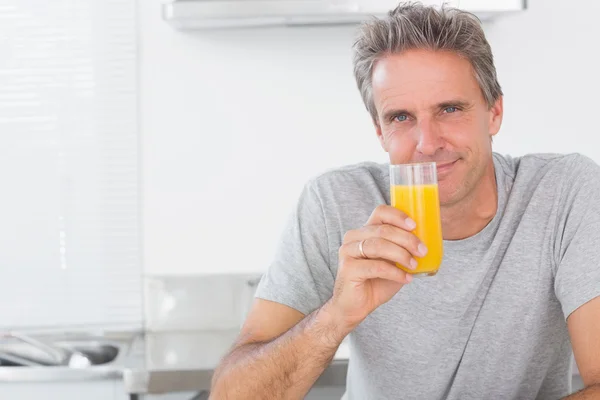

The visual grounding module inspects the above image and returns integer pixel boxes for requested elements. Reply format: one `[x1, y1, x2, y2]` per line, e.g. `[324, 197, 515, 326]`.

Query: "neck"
[441, 160, 498, 241]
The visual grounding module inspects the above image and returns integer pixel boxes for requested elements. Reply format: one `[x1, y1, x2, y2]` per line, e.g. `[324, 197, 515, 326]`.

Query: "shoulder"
[521, 152, 598, 171]
[495, 152, 600, 186]
[554, 154, 600, 203]
[302, 162, 388, 228]
[306, 161, 388, 197]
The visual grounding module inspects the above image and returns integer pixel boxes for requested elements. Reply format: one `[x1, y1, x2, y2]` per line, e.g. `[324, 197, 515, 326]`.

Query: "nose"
[415, 119, 444, 156]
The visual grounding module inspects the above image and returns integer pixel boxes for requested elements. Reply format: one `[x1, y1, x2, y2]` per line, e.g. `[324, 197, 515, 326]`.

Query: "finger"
[340, 238, 418, 269]
[347, 259, 413, 284]
[366, 205, 416, 231]
[343, 225, 426, 258]
[359, 238, 418, 270]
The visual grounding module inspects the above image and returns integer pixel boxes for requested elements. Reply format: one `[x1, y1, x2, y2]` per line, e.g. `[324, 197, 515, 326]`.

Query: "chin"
[437, 178, 465, 207]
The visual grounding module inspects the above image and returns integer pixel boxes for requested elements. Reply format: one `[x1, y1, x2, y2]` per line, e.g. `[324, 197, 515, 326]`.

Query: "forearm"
[563, 383, 600, 399]
[210, 301, 348, 400]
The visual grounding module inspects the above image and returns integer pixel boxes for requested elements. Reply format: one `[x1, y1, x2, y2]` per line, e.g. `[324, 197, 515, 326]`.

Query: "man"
[211, 3, 600, 399]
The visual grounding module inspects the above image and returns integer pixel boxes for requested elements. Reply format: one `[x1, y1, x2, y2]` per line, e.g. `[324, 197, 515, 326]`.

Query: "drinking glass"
[389, 162, 443, 276]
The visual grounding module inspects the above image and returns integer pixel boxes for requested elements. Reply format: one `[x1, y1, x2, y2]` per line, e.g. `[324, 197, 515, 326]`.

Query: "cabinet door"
[355, 0, 524, 13]
[0, 381, 117, 400]
[114, 380, 131, 400]
[455, 0, 523, 11]
[144, 394, 200, 400]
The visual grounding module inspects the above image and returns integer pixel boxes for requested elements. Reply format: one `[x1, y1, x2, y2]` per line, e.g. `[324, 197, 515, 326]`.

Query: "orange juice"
[390, 184, 443, 276]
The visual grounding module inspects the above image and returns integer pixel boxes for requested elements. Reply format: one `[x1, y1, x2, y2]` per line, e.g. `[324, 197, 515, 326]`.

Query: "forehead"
[371, 49, 483, 108]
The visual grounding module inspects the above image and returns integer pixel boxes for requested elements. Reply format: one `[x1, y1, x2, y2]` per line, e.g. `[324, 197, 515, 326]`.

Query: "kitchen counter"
[0, 328, 582, 397]
[0, 331, 145, 383]
[0, 329, 347, 395]
[123, 360, 348, 395]
[123, 330, 349, 395]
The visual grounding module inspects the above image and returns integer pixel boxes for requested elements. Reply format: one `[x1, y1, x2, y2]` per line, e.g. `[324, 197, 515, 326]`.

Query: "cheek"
[464, 112, 493, 147]
[385, 131, 415, 164]
[445, 118, 488, 154]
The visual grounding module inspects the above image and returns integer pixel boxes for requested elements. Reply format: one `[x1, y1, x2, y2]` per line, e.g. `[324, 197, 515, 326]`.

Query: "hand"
[325, 205, 427, 331]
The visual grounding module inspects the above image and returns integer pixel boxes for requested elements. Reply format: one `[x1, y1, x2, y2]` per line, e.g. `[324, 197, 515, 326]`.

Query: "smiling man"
[211, 3, 600, 399]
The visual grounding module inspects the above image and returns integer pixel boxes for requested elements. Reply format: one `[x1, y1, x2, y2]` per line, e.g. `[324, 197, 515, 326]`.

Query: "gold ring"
[358, 240, 368, 259]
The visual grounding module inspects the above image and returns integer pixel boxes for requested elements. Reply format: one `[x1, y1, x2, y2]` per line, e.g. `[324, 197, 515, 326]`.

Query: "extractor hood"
[162, 0, 526, 30]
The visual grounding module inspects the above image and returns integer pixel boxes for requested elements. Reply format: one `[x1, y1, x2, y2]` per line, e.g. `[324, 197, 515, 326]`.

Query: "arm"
[562, 296, 600, 399]
[552, 157, 600, 398]
[211, 205, 422, 399]
[210, 299, 348, 400]
[563, 385, 600, 399]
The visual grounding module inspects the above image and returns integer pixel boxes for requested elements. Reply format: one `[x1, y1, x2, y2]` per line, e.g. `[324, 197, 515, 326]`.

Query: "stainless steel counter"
[0, 328, 584, 397]
[0, 329, 348, 395]
[0, 331, 144, 383]
[122, 330, 349, 395]
[123, 360, 348, 395]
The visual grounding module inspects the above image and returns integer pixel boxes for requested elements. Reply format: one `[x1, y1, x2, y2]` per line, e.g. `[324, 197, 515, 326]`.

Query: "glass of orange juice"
[390, 162, 443, 277]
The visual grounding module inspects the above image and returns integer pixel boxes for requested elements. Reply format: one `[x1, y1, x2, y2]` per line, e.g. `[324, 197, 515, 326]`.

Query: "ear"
[488, 96, 504, 137]
[374, 118, 388, 152]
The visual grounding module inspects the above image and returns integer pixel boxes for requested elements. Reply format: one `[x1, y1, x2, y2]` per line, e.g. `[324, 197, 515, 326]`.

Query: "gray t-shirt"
[255, 153, 600, 400]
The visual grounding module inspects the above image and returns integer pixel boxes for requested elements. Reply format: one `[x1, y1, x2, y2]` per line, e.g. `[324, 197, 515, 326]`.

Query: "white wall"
[141, 0, 600, 276]
[485, 0, 600, 159]
[140, 1, 383, 275]
[0, 0, 142, 330]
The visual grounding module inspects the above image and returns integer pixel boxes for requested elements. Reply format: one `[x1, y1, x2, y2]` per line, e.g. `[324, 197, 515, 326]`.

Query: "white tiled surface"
[144, 330, 350, 370]
[144, 274, 262, 332]
[145, 330, 240, 370]
[143, 274, 349, 370]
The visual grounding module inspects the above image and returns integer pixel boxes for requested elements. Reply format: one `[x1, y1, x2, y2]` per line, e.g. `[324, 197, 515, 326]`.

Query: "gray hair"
[353, 2, 503, 121]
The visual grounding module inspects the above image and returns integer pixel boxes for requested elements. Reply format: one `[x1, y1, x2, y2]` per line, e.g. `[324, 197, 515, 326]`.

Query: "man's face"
[372, 49, 503, 206]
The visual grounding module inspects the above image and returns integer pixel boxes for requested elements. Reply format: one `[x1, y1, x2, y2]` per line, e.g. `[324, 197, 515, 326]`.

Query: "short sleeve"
[254, 181, 335, 315]
[554, 155, 600, 319]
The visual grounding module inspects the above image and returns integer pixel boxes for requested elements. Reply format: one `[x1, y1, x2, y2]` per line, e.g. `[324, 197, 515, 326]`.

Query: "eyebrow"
[381, 99, 472, 122]
[436, 100, 471, 110]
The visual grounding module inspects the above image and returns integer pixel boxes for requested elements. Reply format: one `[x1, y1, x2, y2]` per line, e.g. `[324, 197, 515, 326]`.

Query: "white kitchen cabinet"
[445, 0, 524, 11]
[163, 0, 526, 29]
[355, 0, 524, 15]
[144, 393, 199, 400]
[115, 380, 133, 400]
[0, 380, 124, 400]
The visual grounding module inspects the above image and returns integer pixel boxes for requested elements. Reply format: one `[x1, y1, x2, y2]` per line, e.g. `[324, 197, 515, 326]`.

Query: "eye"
[394, 114, 408, 122]
[444, 106, 458, 113]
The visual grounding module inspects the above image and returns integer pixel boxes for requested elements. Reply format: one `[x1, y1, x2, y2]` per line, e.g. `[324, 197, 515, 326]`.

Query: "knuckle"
[337, 256, 350, 273]
[342, 231, 352, 244]
[338, 242, 351, 258]
[374, 204, 387, 215]
[376, 224, 392, 238]
[369, 237, 383, 253]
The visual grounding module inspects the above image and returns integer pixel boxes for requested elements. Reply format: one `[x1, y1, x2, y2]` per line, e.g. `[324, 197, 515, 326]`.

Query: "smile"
[436, 160, 458, 177]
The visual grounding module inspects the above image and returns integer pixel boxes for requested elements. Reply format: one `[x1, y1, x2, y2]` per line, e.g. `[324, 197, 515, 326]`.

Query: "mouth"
[436, 160, 459, 177]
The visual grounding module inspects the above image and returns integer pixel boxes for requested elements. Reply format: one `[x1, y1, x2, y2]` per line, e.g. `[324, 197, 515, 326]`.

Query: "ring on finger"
[358, 239, 368, 259]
